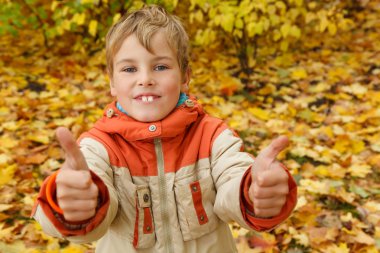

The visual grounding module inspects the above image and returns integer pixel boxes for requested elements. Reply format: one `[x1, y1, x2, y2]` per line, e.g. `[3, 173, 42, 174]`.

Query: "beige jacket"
[33, 98, 297, 253]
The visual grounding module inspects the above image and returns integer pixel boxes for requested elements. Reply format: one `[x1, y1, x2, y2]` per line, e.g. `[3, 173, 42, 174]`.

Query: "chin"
[133, 113, 166, 123]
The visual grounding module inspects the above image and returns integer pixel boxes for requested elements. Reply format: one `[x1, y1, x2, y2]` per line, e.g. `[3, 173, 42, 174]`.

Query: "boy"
[32, 5, 297, 253]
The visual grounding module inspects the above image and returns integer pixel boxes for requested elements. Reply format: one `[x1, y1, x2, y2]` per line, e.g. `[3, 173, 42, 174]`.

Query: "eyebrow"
[115, 56, 174, 66]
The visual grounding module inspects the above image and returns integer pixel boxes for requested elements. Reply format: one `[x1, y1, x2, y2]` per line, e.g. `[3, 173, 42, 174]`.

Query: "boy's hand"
[248, 136, 290, 218]
[55, 127, 99, 222]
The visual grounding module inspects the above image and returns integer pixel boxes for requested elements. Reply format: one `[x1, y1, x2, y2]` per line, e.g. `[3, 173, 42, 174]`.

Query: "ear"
[110, 81, 117, 97]
[180, 68, 191, 93]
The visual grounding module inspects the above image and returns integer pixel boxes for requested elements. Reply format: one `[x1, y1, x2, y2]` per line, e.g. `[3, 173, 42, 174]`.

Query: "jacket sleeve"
[211, 128, 297, 231]
[32, 137, 119, 243]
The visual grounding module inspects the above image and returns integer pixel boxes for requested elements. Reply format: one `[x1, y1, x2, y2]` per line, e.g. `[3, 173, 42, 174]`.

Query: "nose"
[138, 70, 155, 87]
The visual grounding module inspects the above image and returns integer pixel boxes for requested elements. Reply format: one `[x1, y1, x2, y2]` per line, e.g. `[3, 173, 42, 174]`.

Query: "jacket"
[32, 97, 297, 253]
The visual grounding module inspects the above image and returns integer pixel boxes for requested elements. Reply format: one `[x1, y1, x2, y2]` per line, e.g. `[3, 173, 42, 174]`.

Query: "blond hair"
[106, 5, 189, 78]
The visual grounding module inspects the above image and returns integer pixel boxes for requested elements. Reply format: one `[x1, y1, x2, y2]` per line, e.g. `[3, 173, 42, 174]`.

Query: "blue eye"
[123, 67, 136, 72]
[155, 65, 168, 71]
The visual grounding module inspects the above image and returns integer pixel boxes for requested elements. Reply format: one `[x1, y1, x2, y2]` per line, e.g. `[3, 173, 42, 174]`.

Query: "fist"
[248, 136, 290, 218]
[55, 127, 99, 222]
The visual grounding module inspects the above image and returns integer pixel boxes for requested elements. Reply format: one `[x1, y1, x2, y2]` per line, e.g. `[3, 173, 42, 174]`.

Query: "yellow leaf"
[348, 164, 372, 178]
[258, 84, 276, 95]
[325, 243, 350, 253]
[62, 19, 71, 31]
[0, 204, 12, 212]
[333, 135, 350, 153]
[53, 117, 77, 127]
[113, 13, 121, 24]
[315, 164, 346, 179]
[27, 134, 50, 144]
[273, 29, 282, 41]
[88, 20, 98, 37]
[72, 12, 86, 26]
[363, 201, 380, 212]
[333, 187, 355, 203]
[0, 164, 16, 186]
[295, 195, 307, 210]
[291, 68, 308, 80]
[290, 25, 301, 38]
[353, 230, 375, 245]
[51, 1, 59, 11]
[24, 153, 48, 165]
[248, 107, 270, 120]
[269, 14, 280, 26]
[293, 232, 309, 246]
[305, 12, 316, 24]
[61, 244, 87, 253]
[280, 23, 291, 38]
[280, 40, 289, 51]
[319, 15, 328, 32]
[0, 107, 10, 117]
[295, 0, 303, 7]
[328, 22, 337, 35]
[0, 136, 18, 149]
[235, 18, 243, 29]
[300, 179, 329, 194]
[221, 13, 234, 33]
[328, 67, 350, 82]
[341, 83, 368, 98]
[351, 139, 365, 154]
[0, 154, 11, 165]
[254, 21, 264, 35]
[195, 10, 203, 23]
[0, 240, 26, 253]
[81, 0, 95, 4]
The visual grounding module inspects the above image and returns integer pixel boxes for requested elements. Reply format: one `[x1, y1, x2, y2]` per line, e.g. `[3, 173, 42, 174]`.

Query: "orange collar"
[93, 97, 204, 141]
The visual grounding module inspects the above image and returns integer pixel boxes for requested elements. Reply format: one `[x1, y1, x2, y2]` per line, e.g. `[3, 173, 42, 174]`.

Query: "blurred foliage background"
[0, 0, 380, 252]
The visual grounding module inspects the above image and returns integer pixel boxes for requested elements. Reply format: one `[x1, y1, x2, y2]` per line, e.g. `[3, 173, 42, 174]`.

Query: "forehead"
[114, 31, 177, 62]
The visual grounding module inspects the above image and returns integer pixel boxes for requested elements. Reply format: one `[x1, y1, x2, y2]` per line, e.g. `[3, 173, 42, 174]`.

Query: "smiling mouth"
[135, 95, 160, 103]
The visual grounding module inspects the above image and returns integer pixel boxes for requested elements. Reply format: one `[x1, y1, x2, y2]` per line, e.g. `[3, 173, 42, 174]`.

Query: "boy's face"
[110, 30, 189, 122]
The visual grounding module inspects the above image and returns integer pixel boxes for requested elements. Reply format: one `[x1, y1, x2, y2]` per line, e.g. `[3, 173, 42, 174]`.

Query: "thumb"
[252, 136, 289, 177]
[56, 127, 89, 171]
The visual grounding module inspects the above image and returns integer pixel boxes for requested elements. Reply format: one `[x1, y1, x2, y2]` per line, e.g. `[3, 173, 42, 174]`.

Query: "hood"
[93, 96, 204, 141]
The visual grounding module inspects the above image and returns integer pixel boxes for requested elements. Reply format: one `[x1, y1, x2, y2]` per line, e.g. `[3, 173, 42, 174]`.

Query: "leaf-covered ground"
[1, 4, 380, 253]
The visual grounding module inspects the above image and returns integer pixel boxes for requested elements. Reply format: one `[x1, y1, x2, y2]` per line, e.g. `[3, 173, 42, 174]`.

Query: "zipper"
[154, 138, 173, 253]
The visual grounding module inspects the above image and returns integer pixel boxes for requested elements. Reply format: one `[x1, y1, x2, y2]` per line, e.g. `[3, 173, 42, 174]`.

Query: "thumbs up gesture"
[248, 136, 290, 218]
[55, 127, 99, 222]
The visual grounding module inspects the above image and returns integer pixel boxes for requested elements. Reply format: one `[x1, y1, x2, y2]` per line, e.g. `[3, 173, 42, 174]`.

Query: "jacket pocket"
[174, 176, 219, 241]
[133, 185, 155, 249]
[115, 175, 156, 249]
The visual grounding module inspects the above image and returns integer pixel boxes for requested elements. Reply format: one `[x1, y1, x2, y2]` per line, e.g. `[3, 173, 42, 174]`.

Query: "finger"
[56, 127, 88, 171]
[256, 164, 289, 187]
[254, 196, 286, 209]
[63, 210, 96, 222]
[56, 169, 93, 189]
[58, 199, 98, 212]
[254, 206, 282, 218]
[253, 183, 289, 199]
[256, 135, 289, 166]
[58, 183, 98, 199]
[252, 136, 289, 173]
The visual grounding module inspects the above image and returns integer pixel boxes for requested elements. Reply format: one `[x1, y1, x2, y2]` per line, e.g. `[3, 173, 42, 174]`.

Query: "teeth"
[141, 96, 154, 102]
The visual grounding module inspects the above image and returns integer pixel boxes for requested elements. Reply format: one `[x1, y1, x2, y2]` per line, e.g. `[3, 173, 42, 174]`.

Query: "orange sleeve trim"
[240, 165, 298, 231]
[45, 171, 63, 214]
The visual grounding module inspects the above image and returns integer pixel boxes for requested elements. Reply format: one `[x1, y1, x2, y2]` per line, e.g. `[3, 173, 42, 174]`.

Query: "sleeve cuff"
[34, 169, 110, 236]
[240, 165, 298, 231]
